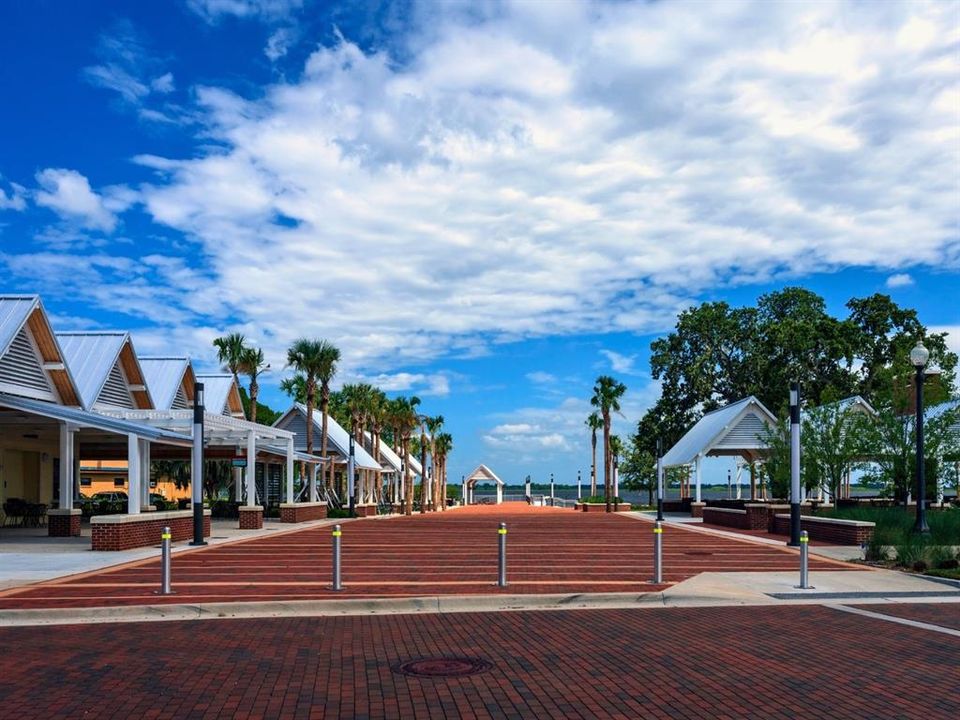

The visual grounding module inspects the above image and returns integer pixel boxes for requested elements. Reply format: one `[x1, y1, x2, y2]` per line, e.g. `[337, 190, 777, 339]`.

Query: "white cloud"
[150, 72, 176, 94]
[359, 371, 451, 397]
[886, 273, 914, 288]
[930, 326, 960, 356]
[9, 1, 960, 380]
[187, 0, 302, 23]
[34, 169, 121, 232]
[526, 371, 557, 384]
[0, 178, 26, 211]
[265, 26, 297, 61]
[599, 350, 639, 375]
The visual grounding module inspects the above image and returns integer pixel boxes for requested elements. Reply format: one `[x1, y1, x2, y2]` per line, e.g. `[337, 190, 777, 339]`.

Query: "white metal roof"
[194, 373, 241, 416]
[0, 392, 192, 445]
[465, 464, 503, 486]
[661, 396, 777, 468]
[0, 295, 39, 357]
[364, 430, 423, 475]
[99, 408, 294, 444]
[274, 404, 381, 471]
[139, 357, 192, 410]
[55, 331, 153, 410]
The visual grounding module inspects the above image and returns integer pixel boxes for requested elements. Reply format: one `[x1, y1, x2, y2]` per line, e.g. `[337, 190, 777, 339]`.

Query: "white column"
[233, 467, 243, 501]
[694, 455, 702, 503]
[245, 431, 256, 506]
[309, 463, 318, 502]
[58, 423, 75, 509]
[613, 465, 619, 499]
[139, 439, 151, 509]
[127, 434, 141, 515]
[462, 480, 467, 506]
[496, 483, 503, 504]
[286, 437, 295, 503]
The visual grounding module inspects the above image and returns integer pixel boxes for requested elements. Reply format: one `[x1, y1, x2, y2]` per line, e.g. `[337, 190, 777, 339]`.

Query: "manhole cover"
[393, 657, 493, 678]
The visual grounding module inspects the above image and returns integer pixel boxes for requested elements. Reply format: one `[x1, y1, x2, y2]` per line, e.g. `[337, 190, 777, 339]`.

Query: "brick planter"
[581, 503, 616, 512]
[690, 502, 706, 518]
[48, 508, 81, 537]
[239, 506, 264, 530]
[91, 510, 211, 551]
[279, 502, 328, 523]
[744, 503, 772, 530]
[702, 507, 749, 529]
[772, 514, 875, 545]
[354, 504, 378, 517]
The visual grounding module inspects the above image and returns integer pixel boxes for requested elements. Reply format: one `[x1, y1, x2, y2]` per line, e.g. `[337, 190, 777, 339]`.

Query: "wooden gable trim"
[26, 307, 81, 406]
[118, 342, 152, 409]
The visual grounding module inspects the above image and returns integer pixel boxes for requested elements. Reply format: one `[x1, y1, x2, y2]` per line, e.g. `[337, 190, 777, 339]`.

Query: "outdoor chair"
[2, 499, 28, 527]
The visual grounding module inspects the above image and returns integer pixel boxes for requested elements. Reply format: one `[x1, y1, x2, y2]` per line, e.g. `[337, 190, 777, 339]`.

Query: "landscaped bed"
[821, 505, 960, 574]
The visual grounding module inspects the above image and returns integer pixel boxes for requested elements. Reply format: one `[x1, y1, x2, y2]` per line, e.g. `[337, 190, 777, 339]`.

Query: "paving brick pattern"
[0, 505, 850, 610]
[0, 604, 957, 719]
[853, 602, 960, 631]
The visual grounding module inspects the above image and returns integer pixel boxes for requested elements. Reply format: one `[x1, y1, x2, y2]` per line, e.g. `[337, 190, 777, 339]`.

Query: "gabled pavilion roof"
[194, 373, 245, 418]
[0, 295, 81, 405]
[364, 430, 423, 476]
[465, 464, 503, 486]
[661, 396, 777, 468]
[273, 404, 381, 471]
[56, 331, 153, 411]
[139, 356, 196, 411]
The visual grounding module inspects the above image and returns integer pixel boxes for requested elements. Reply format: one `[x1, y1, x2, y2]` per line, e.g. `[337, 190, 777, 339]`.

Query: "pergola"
[463, 464, 504, 504]
[661, 396, 777, 502]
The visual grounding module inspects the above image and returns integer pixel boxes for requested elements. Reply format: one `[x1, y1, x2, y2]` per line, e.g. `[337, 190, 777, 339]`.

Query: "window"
[80, 477, 92, 487]
[113, 477, 126, 488]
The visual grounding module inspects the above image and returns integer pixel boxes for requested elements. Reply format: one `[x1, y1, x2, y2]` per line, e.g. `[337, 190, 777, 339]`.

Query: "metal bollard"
[798, 530, 812, 589]
[653, 521, 663, 584]
[159, 526, 172, 595]
[332, 524, 343, 591]
[497, 522, 507, 587]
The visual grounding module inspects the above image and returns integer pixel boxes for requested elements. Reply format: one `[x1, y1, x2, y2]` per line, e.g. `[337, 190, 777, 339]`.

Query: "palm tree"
[609, 434, 623, 504]
[434, 431, 453, 507]
[591, 376, 627, 512]
[239, 347, 269, 423]
[586, 412, 602, 496]
[426, 415, 445, 511]
[286, 340, 340, 493]
[419, 414, 430, 513]
[213, 333, 248, 387]
[280, 374, 307, 404]
[387, 396, 420, 515]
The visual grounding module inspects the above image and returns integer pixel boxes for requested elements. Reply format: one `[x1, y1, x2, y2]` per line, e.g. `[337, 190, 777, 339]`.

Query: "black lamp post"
[910, 340, 930, 535]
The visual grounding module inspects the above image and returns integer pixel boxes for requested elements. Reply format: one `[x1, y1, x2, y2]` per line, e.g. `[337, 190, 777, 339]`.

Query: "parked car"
[91, 491, 128, 503]
[149, 493, 170, 510]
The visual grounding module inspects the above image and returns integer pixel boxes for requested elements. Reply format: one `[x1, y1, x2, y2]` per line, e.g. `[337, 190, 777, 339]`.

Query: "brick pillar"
[48, 509, 81, 537]
[239, 505, 264, 530]
[690, 501, 706, 518]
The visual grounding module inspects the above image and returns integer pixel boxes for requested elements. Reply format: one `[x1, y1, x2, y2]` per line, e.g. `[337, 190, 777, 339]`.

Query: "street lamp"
[910, 340, 930, 535]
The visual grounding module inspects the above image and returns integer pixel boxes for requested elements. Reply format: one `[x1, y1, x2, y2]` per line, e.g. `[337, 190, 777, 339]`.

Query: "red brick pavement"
[853, 602, 960, 631]
[0, 604, 957, 719]
[0, 505, 853, 610]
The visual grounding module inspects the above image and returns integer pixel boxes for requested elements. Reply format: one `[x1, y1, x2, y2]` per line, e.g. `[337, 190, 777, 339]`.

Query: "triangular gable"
[465, 464, 503, 486]
[0, 295, 80, 405]
[195, 374, 245, 418]
[139, 357, 195, 411]
[56, 332, 153, 411]
[363, 430, 423, 476]
[273, 404, 381, 470]
[662, 396, 777, 467]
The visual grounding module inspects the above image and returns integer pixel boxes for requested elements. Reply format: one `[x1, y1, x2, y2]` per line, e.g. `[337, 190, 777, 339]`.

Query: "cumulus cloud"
[886, 273, 914, 288]
[34, 169, 123, 232]
[526, 372, 557, 384]
[11, 1, 960, 381]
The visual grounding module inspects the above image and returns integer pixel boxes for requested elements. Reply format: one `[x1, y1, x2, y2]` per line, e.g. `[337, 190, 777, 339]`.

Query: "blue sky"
[1, 0, 958, 486]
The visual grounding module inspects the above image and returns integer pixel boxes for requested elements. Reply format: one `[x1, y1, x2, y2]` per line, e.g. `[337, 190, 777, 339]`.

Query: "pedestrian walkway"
[1, 602, 957, 719]
[0, 505, 852, 610]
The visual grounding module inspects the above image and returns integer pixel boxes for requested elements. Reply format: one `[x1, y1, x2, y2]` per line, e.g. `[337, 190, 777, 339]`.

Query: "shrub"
[863, 536, 888, 562]
[580, 495, 624, 504]
[929, 545, 958, 570]
[894, 539, 928, 570]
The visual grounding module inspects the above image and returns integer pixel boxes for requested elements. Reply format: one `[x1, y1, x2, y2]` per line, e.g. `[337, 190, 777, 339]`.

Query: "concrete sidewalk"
[0, 516, 344, 591]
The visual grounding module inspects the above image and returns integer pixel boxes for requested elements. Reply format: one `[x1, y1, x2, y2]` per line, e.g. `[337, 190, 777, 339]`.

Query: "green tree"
[619, 438, 656, 505]
[801, 403, 867, 503]
[238, 347, 269, 424]
[286, 340, 340, 492]
[213, 332, 248, 387]
[585, 412, 602, 496]
[591, 375, 627, 512]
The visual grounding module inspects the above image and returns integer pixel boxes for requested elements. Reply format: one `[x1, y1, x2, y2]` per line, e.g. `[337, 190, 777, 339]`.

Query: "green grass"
[821, 506, 960, 546]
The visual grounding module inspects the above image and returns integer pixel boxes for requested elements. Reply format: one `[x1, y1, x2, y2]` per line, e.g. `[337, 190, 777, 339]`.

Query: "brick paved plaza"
[1, 603, 957, 719]
[0, 506, 852, 609]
